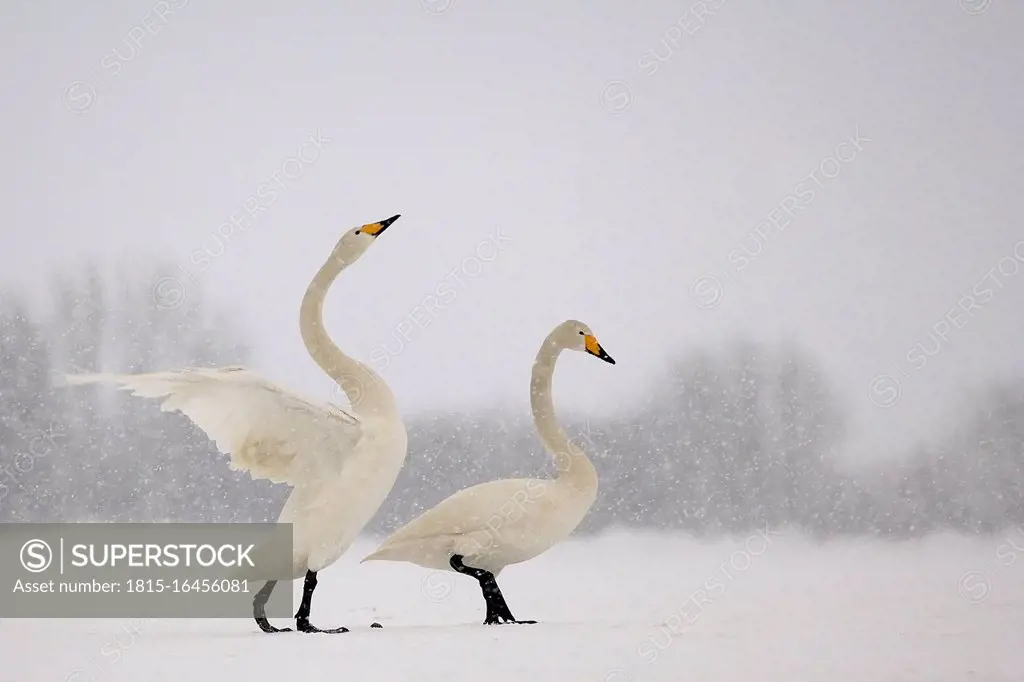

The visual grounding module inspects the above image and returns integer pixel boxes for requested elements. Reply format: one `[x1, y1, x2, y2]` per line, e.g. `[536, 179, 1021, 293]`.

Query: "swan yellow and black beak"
[584, 334, 616, 364]
[361, 214, 401, 237]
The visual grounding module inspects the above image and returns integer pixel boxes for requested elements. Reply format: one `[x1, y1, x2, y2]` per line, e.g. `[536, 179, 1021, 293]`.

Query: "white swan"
[61, 214, 408, 634]
[362, 319, 614, 625]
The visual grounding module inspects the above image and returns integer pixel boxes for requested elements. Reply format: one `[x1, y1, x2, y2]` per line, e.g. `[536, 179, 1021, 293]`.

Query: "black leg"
[295, 570, 349, 633]
[253, 580, 292, 633]
[449, 554, 536, 625]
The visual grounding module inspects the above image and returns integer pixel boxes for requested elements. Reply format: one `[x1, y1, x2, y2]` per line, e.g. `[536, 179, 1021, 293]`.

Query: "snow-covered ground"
[4, 528, 1023, 682]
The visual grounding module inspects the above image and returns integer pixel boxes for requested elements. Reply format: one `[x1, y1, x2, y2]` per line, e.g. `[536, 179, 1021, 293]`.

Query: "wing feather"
[62, 367, 362, 485]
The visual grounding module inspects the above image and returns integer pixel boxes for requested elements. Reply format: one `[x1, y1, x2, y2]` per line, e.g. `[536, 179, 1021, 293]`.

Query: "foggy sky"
[1, 0, 1022, 466]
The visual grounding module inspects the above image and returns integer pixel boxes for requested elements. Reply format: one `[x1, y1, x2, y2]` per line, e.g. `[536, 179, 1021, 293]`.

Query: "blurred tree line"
[1, 260, 1022, 539]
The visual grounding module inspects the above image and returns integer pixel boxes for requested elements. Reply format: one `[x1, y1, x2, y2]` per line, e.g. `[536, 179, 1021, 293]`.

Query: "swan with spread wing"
[62, 214, 407, 634]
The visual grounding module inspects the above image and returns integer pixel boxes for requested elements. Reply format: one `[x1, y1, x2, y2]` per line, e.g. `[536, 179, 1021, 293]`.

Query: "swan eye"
[578, 331, 585, 335]
[354, 230, 361, 235]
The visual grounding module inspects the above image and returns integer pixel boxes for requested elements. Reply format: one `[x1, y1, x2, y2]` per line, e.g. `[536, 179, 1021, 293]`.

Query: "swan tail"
[360, 547, 398, 563]
[361, 536, 460, 571]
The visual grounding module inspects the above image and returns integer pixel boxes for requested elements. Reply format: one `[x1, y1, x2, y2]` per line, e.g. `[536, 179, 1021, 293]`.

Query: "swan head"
[557, 319, 615, 364]
[333, 214, 401, 261]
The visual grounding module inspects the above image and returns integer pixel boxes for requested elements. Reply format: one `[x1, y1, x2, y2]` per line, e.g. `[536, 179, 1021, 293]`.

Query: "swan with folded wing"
[363, 319, 615, 625]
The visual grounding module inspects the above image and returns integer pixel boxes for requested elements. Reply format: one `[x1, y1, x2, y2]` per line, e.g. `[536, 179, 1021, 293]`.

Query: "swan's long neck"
[530, 336, 598, 491]
[299, 249, 398, 420]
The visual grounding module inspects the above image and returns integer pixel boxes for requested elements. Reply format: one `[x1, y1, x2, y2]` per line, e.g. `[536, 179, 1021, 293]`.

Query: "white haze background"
[1, 0, 1021, 463]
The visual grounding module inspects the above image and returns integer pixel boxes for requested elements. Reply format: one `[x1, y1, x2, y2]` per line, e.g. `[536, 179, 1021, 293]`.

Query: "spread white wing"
[62, 366, 362, 485]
